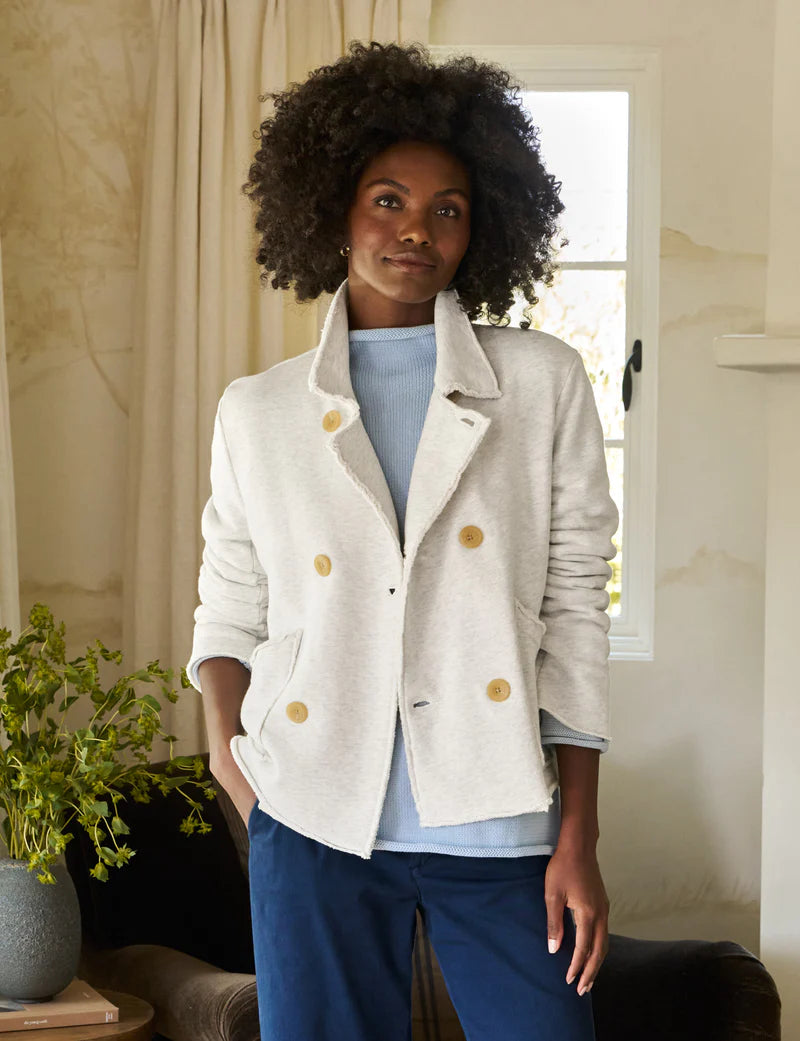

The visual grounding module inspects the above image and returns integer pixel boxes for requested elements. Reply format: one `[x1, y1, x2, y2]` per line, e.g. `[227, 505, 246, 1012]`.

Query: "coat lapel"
[308, 277, 503, 560]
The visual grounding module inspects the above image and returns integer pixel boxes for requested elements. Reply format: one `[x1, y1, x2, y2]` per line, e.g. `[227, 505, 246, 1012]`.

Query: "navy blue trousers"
[248, 802, 596, 1041]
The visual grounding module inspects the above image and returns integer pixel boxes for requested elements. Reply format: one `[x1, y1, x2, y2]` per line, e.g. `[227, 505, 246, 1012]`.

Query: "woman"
[187, 40, 617, 1041]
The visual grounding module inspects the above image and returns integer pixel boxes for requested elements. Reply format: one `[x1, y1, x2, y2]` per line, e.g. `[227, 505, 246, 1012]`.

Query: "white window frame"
[428, 44, 662, 661]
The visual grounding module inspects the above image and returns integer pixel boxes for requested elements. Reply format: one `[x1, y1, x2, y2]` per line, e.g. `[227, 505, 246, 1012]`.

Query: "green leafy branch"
[0, 602, 216, 884]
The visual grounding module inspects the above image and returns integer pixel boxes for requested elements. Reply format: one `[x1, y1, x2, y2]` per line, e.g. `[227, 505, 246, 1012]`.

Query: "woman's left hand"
[544, 843, 610, 996]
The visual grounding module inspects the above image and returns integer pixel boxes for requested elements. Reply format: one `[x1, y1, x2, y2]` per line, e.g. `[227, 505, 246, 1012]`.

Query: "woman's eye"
[373, 195, 460, 217]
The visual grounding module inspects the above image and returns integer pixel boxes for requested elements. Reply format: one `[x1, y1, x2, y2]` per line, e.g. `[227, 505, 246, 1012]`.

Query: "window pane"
[520, 90, 629, 262]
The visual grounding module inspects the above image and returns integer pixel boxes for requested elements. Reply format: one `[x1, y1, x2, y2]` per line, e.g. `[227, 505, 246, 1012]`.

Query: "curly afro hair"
[241, 40, 567, 326]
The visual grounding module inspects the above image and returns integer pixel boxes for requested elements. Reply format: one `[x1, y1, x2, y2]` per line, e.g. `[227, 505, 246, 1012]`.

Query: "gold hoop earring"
[340, 244, 351, 257]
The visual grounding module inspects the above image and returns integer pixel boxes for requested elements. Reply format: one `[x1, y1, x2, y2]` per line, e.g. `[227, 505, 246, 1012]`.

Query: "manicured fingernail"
[548, 938, 557, 954]
[566, 973, 575, 985]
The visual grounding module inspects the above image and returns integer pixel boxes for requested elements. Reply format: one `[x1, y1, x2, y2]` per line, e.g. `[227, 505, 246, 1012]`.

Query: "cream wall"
[3, 1, 775, 953]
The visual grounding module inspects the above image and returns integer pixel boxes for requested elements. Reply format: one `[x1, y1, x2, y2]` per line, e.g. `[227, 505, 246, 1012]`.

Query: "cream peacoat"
[186, 276, 619, 859]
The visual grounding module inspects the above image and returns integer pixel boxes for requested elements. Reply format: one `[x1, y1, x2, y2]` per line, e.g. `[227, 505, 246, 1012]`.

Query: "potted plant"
[0, 602, 216, 1001]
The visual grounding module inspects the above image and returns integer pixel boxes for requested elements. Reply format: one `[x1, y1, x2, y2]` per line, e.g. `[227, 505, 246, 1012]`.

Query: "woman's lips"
[385, 257, 436, 273]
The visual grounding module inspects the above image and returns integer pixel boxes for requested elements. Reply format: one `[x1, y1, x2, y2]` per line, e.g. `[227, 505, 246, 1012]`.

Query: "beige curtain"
[0, 234, 20, 638]
[124, 0, 432, 754]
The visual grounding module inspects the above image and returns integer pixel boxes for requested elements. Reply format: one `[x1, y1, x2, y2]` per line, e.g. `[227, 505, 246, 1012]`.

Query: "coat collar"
[308, 277, 502, 401]
[308, 277, 502, 565]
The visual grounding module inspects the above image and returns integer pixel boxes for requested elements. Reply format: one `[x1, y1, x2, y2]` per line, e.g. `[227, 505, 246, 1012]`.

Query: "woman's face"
[343, 140, 471, 324]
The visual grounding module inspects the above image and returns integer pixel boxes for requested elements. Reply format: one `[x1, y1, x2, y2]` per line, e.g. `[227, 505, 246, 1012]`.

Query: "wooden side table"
[0, 990, 153, 1041]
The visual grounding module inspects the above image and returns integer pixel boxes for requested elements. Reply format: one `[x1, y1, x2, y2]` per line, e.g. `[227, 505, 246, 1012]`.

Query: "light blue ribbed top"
[348, 322, 608, 858]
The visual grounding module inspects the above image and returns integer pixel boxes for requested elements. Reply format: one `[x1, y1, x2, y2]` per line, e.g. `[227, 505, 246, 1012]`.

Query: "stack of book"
[0, 980, 118, 1033]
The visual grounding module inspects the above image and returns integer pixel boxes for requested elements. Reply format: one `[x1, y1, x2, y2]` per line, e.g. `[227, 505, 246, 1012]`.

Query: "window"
[430, 44, 661, 659]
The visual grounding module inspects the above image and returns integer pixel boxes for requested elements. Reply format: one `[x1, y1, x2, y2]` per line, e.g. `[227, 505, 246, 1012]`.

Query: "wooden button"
[286, 701, 308, 723]
[486, 678, 511, 702]
[322, 409, 341, 431]
[459, 525, 483, 548]
[314, 554, 332, 576]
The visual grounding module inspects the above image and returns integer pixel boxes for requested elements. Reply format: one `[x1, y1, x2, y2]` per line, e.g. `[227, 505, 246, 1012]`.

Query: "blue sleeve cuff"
[540, 709, 609, 753]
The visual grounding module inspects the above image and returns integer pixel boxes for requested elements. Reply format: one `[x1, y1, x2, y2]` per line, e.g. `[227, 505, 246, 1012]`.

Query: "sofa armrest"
[592, 933, 781, 1040]
[79, 942, 258, 1041]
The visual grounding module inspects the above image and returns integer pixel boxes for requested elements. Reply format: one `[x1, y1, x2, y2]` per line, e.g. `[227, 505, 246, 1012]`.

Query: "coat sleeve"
[185, 389, 269, 692]
[536, 350, 619, 742]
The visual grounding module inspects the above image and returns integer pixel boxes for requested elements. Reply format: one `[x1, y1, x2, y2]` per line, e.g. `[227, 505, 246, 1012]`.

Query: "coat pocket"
[514, 598, 552, 773]
[514, 597, 547, 645]
[240, 629, 303, 751]
[514, 597, 547, 689]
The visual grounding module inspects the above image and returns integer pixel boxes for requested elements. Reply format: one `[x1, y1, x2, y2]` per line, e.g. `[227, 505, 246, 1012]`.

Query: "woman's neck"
[345, 280, 436, 330]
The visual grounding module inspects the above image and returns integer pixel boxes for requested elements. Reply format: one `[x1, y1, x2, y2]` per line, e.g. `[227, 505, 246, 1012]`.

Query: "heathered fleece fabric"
[348, 323, 606, 857]
[186, 278, 619, 859]
[192, 321, 609, 858]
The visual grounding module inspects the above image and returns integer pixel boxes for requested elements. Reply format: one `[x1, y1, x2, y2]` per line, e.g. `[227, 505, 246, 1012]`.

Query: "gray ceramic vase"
[0, 858, 81, 1001]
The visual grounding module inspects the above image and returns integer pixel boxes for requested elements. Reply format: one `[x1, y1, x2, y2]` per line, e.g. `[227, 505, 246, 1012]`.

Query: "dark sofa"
[64, 755, 781, 1041]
